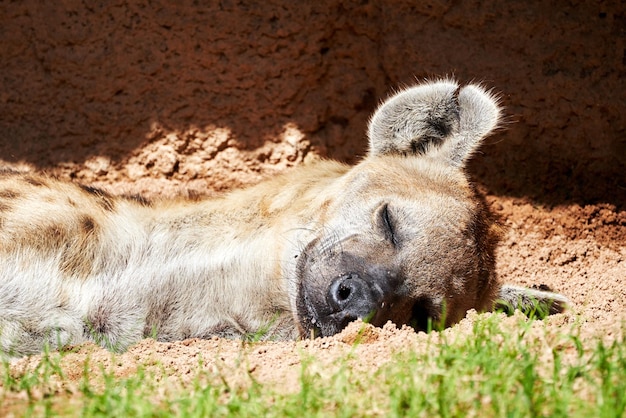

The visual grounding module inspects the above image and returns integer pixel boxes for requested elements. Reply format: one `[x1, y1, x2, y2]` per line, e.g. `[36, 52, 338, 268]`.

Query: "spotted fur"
[0, 80, 568, 360]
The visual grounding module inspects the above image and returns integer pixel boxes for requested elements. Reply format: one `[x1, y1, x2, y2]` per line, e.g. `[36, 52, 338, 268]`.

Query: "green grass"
[383, 316, 625, 418]
[1, 314, 625, 417]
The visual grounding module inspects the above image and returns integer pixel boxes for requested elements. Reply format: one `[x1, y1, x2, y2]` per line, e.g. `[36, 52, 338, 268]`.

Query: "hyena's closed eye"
[367, 79, 500, 167]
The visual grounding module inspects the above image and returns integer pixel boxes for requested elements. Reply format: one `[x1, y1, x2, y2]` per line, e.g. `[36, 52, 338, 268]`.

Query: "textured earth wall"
[1, 1, 625, 205]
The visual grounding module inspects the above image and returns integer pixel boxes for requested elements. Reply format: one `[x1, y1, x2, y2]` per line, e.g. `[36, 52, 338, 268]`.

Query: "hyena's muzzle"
[295, 245, 434, 338]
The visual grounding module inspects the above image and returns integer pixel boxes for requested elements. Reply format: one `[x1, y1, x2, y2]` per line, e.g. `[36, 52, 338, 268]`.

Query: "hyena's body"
[0, 80, 568, 359]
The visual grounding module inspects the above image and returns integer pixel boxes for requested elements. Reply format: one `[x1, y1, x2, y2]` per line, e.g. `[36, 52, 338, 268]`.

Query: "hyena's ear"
[367, 79, 500, 167]
[494, 285, 571, 318]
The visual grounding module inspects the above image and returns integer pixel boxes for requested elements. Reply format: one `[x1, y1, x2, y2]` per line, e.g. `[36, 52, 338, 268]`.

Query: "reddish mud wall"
[1, 1, 624, 205]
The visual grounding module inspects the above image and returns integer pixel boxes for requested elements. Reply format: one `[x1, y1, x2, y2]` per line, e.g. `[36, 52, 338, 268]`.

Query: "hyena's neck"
[138, 164, 352, 339]
[132, 160, 351, 329]
[114, 198, 296, 338]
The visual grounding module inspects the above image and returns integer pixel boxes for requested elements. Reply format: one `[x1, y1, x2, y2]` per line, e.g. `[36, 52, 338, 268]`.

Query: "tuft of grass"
[382, 314, 626, 418]
[1, 314, 625, 417]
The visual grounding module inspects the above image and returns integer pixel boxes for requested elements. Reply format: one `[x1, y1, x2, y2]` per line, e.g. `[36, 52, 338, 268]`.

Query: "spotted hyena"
[0, 79, 568, 359]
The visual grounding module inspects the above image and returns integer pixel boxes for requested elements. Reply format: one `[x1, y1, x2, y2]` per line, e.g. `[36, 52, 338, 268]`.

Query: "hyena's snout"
[296, 251, 427, 338]
[326, 273, 441, 331]
[320, 269, 430, 337]
[326, 273, 385, 328]
[325, 271, 424, 332]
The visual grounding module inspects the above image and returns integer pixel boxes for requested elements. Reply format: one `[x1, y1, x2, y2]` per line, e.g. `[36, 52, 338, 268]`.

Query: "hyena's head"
[296, 80, 504, 337]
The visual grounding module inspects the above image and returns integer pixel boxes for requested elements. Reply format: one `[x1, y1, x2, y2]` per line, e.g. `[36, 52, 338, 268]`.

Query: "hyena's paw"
[367, 79, 501, 167]
[495, 284, 571, 318]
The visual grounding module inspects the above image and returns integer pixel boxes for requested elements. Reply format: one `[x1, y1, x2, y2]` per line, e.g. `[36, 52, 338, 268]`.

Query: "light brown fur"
[0, 80, 568, 360]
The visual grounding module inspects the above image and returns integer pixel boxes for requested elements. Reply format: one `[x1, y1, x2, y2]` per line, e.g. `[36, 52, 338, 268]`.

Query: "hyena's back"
[2, 171, 114, 275]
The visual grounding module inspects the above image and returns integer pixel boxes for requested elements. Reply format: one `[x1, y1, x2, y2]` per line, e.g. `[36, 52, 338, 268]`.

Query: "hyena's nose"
[326, 273, 379, 321]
